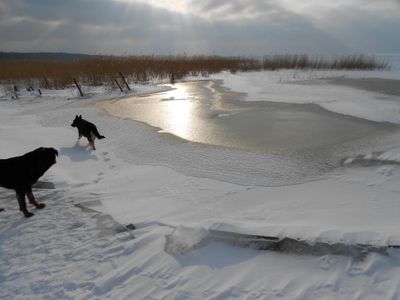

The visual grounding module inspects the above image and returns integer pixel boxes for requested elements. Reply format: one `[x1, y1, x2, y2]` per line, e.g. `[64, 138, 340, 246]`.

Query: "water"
[98, 80, 392, 154]
[96, 80, 398, 186]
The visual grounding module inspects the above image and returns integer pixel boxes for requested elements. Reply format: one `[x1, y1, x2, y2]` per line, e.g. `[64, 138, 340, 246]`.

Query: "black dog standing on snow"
[71, 115, 105, 150]
[0, 147, 58, 218]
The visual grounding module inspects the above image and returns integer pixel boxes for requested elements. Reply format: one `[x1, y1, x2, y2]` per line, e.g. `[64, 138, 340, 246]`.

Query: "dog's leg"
[78, 129, 82, 140]
[26, 187, 45, 209]
[88, 139, 95, 150]
[16, 190, 34, 218]
[90, 132, 96, 150]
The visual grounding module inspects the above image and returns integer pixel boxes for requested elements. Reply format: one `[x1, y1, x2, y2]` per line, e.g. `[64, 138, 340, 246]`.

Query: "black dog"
[0, 147, 58, 218]
[71, 115, 105, 150]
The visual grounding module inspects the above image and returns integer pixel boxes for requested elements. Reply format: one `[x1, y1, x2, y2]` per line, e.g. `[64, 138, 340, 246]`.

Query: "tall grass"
[262, 54, 388, 70]
[0, 55, 260, 89]
[0, 54, 388, 89]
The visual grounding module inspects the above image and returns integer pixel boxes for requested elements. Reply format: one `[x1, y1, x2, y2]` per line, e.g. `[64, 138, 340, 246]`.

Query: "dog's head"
[71, 115, 82, 128]
[35, 147, 58, 167]
[47, 147, 58, 166]
[21, 147, 59, 184]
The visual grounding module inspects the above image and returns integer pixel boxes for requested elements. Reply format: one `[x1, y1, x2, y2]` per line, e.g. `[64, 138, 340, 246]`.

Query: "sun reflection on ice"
[161, 85, 196, 139]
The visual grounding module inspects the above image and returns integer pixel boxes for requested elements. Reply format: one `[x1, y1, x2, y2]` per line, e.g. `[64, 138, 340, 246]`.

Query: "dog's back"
[0, 155, 25, 189]
[0, 147, 58, 190]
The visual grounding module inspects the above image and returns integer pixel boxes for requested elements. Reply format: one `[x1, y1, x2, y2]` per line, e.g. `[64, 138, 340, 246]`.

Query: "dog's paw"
[0, 208, 4, 212]
[36, 203, 46, 209]
[24, 212, 34, 218]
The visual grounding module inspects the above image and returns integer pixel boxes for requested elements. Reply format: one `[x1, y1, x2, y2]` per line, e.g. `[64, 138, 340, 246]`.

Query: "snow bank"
[1, 70, 400, 299]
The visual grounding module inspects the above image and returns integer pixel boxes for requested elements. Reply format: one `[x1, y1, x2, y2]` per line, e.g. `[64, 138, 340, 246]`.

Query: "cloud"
[0, 0, 398, 55]
[189, 0, 293, 21]
[280, 0, 400, 19]
[3, 0, 160, 26]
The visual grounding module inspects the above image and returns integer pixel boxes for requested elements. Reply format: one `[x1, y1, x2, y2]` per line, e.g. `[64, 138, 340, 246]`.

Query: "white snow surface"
[1, 67, 400, 299]
[209, 69, 400, 124]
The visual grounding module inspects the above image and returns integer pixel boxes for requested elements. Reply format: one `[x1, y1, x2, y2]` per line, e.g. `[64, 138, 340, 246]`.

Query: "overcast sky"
[0, 0, 399, 55]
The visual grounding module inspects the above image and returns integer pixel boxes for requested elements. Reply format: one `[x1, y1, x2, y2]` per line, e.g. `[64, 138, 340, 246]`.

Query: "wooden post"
[118, 72, 131, 91]
[13, 85, 19, 99]
[73, 78, 83, 97]
[115, 79, 123, 92]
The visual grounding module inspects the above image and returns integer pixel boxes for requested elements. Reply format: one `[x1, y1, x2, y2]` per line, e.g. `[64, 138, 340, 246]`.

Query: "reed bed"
[0, 54, 388, 89]
[262, 54, 388, 70]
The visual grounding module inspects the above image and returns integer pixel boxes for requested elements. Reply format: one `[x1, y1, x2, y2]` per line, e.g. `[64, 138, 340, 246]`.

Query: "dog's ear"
[79, 115, 82, 119]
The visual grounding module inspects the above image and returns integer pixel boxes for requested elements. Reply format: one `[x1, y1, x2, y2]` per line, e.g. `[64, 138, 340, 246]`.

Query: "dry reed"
[0, 54, 388, 89]
[262, 54, 388, 70]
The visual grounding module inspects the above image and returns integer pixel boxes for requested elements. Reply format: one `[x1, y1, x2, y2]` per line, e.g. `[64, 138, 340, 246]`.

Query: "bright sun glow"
[116, 0, 190, 14]
[161, 86, 194, 139]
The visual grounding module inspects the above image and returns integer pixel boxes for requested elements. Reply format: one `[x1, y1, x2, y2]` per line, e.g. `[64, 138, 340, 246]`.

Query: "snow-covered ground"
[209, 68, 400, 124]
[2, 63, 400, 299]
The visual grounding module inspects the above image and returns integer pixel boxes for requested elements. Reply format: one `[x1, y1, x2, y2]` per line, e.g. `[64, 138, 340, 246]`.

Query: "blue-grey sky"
[0, 0, 399, 55]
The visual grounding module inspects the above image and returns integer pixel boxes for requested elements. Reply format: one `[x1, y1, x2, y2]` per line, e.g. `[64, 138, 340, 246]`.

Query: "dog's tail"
[93, 128, 105, 139]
